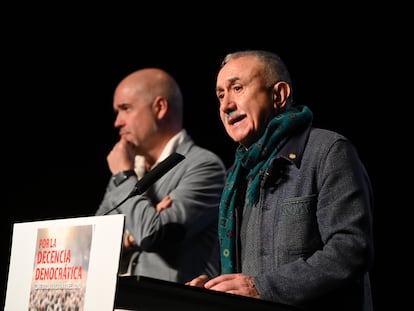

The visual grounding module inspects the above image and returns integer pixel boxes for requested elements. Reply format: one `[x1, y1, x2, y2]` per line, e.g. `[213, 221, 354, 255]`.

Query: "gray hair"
[220, 50, 294, 108]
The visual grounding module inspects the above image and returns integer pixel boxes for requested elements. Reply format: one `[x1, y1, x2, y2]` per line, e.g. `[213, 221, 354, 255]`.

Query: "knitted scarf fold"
[219, 105, 313, 274]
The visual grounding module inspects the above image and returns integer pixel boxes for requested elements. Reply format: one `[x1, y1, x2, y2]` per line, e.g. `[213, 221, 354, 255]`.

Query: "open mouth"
[226, 111, 246, 125]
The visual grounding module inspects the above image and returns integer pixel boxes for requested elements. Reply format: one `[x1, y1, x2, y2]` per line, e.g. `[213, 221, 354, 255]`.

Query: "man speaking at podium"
[95, 68, 226, 284]
[187, 50, 374, 311]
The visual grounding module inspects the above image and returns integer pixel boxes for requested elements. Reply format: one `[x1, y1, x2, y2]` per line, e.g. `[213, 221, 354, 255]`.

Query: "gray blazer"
[240, 125, 374, 311]
[96, 132, 226, 283]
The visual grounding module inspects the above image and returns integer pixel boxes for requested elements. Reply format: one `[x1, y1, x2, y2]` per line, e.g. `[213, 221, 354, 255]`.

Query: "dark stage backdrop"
[3, 6, 402, 310]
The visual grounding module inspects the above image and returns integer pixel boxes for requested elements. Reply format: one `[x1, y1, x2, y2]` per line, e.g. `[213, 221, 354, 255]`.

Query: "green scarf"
[219, 105, 313, 273]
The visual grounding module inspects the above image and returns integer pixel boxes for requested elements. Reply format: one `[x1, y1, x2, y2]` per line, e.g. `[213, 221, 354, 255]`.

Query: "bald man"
[96, 68, 226, 283]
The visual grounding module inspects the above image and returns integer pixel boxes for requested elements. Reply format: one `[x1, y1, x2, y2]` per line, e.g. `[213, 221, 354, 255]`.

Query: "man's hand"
[123, 230, 137, 248]
[185, 274, 210, 287]
[123, 195, 172, 249]
[204, 273, 260, 299]
[107, 138, 136, 174]
[156, 195, 173, 212]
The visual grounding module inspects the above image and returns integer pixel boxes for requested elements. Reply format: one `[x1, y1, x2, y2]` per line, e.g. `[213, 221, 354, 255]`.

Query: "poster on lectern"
[4, 214, 125, 311]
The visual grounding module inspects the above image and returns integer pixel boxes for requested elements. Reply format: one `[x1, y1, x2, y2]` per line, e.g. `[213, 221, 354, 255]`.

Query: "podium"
[4, 215, 125, 311]
[115, 275, 299, 311]
[5, 215, 299, 311]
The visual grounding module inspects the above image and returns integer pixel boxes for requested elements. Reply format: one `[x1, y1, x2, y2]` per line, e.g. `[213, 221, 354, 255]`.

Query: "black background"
[2, 4, 405, 310]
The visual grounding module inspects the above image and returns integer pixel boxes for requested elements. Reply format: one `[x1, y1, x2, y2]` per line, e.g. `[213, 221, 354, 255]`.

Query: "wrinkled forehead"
[217, 56, 264, 88]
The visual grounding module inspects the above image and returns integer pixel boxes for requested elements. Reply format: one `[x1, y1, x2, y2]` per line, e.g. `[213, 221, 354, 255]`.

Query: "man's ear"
[152, 96, 168, 120]
[272, 81, 291, 110]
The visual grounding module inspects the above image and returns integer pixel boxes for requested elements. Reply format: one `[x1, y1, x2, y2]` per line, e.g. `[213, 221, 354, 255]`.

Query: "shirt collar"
[134, 129, 187, 179]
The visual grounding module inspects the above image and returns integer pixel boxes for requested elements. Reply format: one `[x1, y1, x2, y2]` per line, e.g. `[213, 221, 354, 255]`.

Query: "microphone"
[128, 152, 185, 197]
[103, 152, 185, 215]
